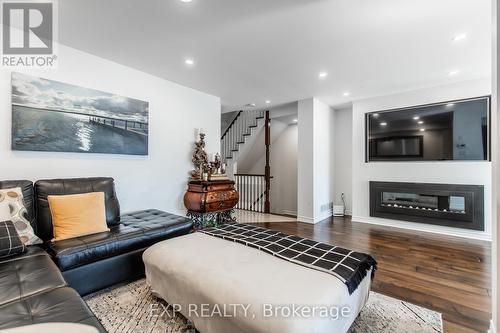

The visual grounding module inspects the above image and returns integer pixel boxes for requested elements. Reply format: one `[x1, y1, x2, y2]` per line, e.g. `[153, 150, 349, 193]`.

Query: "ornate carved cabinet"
[184, 180, 239, 229]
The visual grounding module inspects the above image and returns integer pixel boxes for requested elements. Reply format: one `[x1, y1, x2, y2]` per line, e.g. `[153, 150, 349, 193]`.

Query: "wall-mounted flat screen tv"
[366, 96, 490, 162]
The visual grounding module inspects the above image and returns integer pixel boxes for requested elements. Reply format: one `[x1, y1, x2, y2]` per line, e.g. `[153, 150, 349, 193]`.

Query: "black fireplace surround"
[370, 181, 484, 231]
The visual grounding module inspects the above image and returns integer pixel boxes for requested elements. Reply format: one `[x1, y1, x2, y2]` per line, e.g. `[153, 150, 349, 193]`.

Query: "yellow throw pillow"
[48, 192, 110, 241]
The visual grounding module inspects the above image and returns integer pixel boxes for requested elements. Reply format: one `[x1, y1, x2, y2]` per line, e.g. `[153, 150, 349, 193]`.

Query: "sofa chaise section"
[0, 286, 105, 332]
[0, 246, 105, 332]
[0, 247, 66, 306]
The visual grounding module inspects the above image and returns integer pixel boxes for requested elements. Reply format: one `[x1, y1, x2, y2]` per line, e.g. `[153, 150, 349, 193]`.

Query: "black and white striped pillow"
[0, 220, 25, 258]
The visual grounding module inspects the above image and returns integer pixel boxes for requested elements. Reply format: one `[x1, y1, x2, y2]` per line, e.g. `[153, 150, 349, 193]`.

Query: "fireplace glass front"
[381, 191, 466, 214]
[370, 182, 484, 231]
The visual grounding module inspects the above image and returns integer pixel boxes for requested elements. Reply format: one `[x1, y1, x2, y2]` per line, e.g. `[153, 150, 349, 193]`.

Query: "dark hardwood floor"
[256, 216, 491, 333]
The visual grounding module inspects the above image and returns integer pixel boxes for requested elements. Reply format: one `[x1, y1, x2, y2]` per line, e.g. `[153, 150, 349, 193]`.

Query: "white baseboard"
[282, 210, 297, 216]
[297, 215, 315, 224]
[315, 209, 333, 223]
[351, 215, 492, 241]
[298, 210, 333, 224]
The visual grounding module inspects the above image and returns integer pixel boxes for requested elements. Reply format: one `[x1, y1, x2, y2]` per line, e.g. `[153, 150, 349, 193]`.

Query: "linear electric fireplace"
[370, 182, 484, 231]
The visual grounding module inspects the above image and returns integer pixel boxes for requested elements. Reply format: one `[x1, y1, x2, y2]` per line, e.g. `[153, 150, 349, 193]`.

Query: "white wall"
[333, 107, 353, 215]
[297, 98, 334, 223]
[270, 124, 298, 216]
[313, 99, 335, 220]
[0, 44, 221, 216]
[298, 99, 315, 221]
[351, 78, 492, 240]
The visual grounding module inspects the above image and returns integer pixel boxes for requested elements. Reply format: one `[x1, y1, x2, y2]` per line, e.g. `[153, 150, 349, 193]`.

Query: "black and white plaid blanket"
[199, 223, 377, 295]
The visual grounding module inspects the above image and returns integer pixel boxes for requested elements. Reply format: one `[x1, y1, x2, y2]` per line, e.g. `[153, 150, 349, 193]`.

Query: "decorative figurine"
[189, 130, 229, 181]
[190, 132, 210, 180]
[210, 153, 222, 175]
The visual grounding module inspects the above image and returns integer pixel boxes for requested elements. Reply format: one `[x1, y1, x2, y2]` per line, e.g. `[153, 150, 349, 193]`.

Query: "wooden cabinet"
[184, 180, 239, 229]
[184, 180, 239, 213]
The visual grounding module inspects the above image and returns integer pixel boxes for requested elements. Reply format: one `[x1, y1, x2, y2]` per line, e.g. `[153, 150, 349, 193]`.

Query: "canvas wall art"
[11, 72, 149, 155]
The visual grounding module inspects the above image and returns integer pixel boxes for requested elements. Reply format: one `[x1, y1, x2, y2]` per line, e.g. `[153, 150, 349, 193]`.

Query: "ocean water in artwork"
[12, 106, 148, 155]
[11, 72, 149, 155]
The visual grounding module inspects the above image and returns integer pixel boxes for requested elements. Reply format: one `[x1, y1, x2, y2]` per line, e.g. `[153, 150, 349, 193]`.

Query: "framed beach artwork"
[11, 72, 149, 155]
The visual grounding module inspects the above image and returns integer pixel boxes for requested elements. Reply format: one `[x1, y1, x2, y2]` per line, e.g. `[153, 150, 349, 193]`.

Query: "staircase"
[220, 110, 265, 162]
[221, 109, 270, 213]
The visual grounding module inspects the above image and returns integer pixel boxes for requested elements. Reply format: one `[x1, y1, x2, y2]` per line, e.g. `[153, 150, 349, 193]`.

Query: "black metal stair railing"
[220, 110, 265, 162]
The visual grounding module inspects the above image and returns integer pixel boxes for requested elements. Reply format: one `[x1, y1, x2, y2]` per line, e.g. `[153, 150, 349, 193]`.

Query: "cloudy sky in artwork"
[12, 72, 149, 122]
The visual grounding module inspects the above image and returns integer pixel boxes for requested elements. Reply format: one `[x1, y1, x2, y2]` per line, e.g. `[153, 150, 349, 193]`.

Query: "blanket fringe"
[345, 255, 377, 295]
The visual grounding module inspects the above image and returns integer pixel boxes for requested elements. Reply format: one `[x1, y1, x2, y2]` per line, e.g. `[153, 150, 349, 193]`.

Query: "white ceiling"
[58, 0, 492, 112]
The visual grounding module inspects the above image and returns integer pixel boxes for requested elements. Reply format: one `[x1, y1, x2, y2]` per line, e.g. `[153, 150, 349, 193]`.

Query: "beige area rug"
[84, 279, 442, 333]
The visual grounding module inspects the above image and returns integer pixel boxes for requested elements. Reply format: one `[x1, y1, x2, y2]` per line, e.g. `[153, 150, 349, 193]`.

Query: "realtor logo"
[1, 1, 57, 68]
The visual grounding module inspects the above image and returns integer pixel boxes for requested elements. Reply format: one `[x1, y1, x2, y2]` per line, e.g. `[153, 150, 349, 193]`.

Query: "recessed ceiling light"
[452, 34, 467, 42]
[180, 0, 193, 2]
[318, 72, 328, 79]
[343, 91, 350, 97]
[449, 70, 459, 76]
[446, 103, 455, 107]
[417, 121, 424, 124]
[420, 128, 426, 132]
[265, 100, 271, 104]
[413, 116, 420, 120]
[380, 122, 387, 126]
[293, 119, 298, 122]
[184, 58, 195, 66]
[372, 113, 379, 118]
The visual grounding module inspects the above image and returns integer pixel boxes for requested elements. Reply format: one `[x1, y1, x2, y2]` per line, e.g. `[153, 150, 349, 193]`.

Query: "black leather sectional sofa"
[0, 177, 193, 332]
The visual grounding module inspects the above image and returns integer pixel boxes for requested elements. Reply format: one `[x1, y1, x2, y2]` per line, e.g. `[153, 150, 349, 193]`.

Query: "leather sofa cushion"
[0, 247, 66, 306]
[35, 178, 121, 242]
[0, 287, 106, 333]
[46, 209, 192, 271]
[0, 181, 35, 230]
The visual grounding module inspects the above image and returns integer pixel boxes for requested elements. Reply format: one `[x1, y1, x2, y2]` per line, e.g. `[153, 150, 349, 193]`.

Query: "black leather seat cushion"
[0, 287, 106, 332]
[0, 180, 36, 229]
[35, 177, 121, 242]
[46, 209, 193, 271]
[0, 247, 66, 306]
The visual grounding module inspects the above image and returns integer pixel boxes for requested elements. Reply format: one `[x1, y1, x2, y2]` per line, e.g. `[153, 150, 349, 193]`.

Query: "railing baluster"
[247, 176, 250, 211]
[237, 175, 240, 209]
[244, 112, 249, 135]
[235, 117, 239, 145]
[232, 127, 236, 151]
[235, 176, 241, 208]
[259, 178, 264, 212]
[238, 116, 242, 142]
[242, 176, 244, 210]
[246, 176, 250, 211]
[244, 176, 248, 210]
[251, 176, 254, 211]
[252, 176, 255, 212]
[233, 174, 270, 213]
[238, 175, 241, 209]
[243, 112, 247, 136]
